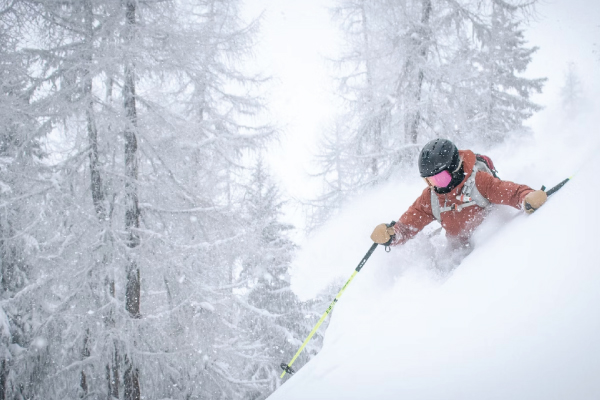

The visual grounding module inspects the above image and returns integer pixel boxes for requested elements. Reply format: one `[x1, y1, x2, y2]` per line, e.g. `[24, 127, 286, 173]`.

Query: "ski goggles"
[425, 169, 452, 188]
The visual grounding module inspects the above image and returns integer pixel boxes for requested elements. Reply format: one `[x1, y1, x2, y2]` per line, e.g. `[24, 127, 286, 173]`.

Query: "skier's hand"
[371, 221, 396, 246]
[523, 190, 547, 214]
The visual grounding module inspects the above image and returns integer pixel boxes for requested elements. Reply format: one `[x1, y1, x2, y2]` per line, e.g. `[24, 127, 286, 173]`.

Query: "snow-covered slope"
[269, 134, 600, 399]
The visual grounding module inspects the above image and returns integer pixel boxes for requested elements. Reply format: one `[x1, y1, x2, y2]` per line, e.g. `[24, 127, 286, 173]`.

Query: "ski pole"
[545, 177, 571, 196]
[280, 242, 379, 378]
[525, 176, 572, 212]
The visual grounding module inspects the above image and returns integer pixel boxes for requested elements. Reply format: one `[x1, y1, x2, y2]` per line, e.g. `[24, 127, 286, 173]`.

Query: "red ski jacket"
[392, 150, 534, 246]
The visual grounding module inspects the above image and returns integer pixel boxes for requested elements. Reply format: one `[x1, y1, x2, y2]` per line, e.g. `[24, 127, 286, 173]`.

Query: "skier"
[371, 139, 548, 248]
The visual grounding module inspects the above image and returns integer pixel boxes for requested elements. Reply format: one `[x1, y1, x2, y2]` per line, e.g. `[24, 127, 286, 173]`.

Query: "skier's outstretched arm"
[475, 172, 547, 213]
[371, 187, 435, 247]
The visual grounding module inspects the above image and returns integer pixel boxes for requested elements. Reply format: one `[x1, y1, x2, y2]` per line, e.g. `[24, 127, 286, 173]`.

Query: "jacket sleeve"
[392, 188, 436, 246]
[475, 172, 535, 210]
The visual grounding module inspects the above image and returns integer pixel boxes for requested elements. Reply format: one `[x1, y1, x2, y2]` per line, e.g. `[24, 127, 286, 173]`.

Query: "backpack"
[430, 154, 499, 223]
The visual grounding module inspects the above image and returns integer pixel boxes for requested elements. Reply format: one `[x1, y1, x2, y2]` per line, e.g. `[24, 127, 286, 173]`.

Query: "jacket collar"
[447, 150, 476, 195]
[459, 150, 477, 177]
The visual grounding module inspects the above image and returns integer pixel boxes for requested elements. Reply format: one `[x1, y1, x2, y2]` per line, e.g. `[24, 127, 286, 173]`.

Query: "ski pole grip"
[383, 220, 396, 248]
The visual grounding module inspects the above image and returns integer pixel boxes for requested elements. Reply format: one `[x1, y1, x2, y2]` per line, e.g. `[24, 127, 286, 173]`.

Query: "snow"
[270, 118, 600, 398]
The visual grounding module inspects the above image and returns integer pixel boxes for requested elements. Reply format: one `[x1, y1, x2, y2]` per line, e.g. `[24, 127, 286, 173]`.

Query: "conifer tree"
[464, 1, 546, 143]
[560, 62, 583, 117]
[235, 159, 319, 395]
[308, 121, 356, 227]
[0, 10, 52, 397]
[312, 0, 546, 226]
[0, 0, 274, 398]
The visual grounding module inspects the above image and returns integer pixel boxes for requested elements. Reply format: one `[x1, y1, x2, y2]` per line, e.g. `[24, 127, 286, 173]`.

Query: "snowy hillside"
[269, 130, 600, 399]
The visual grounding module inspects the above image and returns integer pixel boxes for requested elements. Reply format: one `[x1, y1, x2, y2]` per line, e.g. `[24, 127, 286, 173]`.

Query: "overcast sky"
[525, 0, 600, 118]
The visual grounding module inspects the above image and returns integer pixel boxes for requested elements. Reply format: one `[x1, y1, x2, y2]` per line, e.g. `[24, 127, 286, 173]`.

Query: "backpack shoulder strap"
[429, 159, 494, 223]
[430, 188, 441, 223]
[475, 154, 499, 178]
[461, 161, 491, 208]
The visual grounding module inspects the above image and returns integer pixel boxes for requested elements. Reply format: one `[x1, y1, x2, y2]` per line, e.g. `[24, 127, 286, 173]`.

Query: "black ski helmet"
[418, 139, 460, 177]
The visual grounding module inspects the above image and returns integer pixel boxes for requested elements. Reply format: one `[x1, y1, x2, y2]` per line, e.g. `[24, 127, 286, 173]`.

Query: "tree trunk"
[123, 1, 141, 399]
[80, 2, 107, 396]
[0, 359, 7, 400]
[123, 0, 140, 319]
[123, 356, 140, 400]
[486, 2, 499, 142]
[82, 0, 106, 220]
[86, 81, 106, 221]
[406, 0, 432, 144]
[80, 329, 90, 397]
[359, 1, 381, 178]
[107, 346, 120, 399]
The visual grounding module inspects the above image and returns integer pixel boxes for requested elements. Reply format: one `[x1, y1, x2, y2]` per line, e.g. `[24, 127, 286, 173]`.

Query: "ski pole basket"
[280, 363, 295, 375]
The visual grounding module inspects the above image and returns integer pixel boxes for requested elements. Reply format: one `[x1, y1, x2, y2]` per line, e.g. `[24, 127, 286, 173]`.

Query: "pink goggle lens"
[427, 170, 452, 188]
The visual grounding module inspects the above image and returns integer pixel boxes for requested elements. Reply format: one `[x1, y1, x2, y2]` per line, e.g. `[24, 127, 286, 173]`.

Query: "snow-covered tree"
[311, 0, 545, 226]
[560, 62, 583, 118]
[307, 121, 358, 227]
[0, 0, 275, 398]
[0, 8, 53, 396]
[328, 0, 424, 185]
[460, 1, 546, 143]
[234, 159, 320, 396]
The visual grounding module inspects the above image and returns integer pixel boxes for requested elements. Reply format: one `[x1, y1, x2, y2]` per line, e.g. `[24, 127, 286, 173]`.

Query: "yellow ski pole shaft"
[280, 242, 379, 378]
